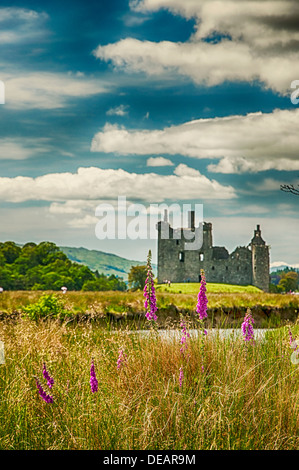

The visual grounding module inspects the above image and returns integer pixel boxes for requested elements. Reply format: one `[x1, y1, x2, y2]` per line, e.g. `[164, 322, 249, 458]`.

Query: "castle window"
[176, 240, 179, 246]
[212, 266, 215, 270]
[179, 252, 184, 262]
[199, 253, 204, 261]
[226, 266, 228, 271]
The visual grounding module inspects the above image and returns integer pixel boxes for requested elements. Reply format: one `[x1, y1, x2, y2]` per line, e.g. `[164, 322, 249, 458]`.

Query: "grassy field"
[156, 282, 263, 294]
[0, 284, 298, 450]
[0, 286, 299, 315]
[0, 317, 298, 450]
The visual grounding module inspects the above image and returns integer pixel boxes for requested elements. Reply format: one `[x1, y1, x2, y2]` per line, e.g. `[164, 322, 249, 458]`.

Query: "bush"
[22, 294, 71, 321]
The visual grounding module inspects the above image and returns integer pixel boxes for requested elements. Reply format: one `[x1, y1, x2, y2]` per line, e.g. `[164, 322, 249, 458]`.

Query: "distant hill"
[270, 262, 299, 273]
[60, 246, 157, 281]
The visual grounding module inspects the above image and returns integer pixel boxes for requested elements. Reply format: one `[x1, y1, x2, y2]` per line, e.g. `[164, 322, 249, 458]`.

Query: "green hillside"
[60, 246, 156, 281]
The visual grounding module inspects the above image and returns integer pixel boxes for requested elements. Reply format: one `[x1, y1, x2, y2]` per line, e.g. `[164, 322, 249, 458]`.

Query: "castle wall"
[157, 218, 270, 291]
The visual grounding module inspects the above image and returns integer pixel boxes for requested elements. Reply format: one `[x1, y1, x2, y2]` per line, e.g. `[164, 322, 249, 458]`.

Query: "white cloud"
[106, 104, 129, 116]
[94, 0, 299, 94]
[0, 138, 50, 160]
[94, 38, 260, 87]
[0, 165, 236, 203]
[207, 157, 299, 174]
[271, 261, 299, 269]
[4, 72, 108, 109]
[131, 0, 299, 48]
[49, 201, 84, 215]
[0, 7, 49, 44]
[91, 109, 299, 173]
[146, 156, 174, 166]
[68, 215, 99, 228]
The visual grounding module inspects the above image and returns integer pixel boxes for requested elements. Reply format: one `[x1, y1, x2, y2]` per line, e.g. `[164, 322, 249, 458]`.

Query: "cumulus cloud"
[94, 0, 299, 94]
[0, 165, 236, 203]
[146, 156, 174, 167]
[3, 72, 108, 109]
[91, 109, 299, 173]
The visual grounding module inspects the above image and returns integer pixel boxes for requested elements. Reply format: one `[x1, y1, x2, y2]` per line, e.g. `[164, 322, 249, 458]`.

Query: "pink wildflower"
[196, 270, 208, 320]
[43, 363, 54, 389]
[144, 250, 158, 322]
[179, 367, 184, 388]
[241, 309, 255, 343]
[90, 359, 98, 393]
[180, 319, 190, 355]
[117, 348, 127, 370]
[35, 378, 53, 403]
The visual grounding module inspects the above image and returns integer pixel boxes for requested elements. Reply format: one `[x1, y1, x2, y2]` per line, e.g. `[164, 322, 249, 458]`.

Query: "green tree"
[278, 271, 298, 292]
[128, 265, 147, 290]
[0, 242, 21, 264]
[35, 242, 67, 266]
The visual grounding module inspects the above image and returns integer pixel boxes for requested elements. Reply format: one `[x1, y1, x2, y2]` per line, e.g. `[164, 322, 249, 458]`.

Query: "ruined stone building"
[156, 211, 270, 291]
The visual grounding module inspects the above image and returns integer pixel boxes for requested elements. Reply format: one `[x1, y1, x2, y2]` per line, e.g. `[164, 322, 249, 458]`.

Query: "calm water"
[126, 328, 273, 341]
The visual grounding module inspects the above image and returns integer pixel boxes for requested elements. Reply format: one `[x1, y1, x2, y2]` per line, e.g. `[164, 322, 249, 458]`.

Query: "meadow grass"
[0, 318, 298, 450]
[156, 282, 262, 294]
[0, 288, 299, 316]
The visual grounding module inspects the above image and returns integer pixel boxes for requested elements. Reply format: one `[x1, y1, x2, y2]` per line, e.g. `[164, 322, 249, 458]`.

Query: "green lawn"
[156, 282, 262, 294]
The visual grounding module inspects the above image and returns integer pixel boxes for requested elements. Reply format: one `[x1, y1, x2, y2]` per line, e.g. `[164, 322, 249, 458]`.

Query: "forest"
[0, 241, 126, 291]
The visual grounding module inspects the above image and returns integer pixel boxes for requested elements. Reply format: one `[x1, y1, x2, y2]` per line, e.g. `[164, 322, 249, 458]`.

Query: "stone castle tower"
[157, 211, 270, 292]
[250, 224, 270, 292]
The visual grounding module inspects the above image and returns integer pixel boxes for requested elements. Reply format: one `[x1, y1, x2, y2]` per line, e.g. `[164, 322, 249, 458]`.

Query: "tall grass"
[1, 289, 299, 315]
[0, 318, 298, 450]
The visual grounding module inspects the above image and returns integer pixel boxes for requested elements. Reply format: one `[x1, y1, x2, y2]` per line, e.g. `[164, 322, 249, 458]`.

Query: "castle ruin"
[157, 211, 270, 292]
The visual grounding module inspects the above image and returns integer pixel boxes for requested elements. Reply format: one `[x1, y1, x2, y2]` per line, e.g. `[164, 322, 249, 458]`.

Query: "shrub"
[22, 294, 71, 321]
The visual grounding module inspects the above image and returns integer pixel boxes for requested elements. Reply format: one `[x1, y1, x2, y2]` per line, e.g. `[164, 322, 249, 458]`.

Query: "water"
[124, 328, 273, 341]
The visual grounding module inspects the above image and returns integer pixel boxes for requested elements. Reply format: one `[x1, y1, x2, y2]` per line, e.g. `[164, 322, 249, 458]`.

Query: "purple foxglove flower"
[196, 270, 208, 320]
[43, 363, 54, 389]
[179, 367, 184, 388]
[144, 250, 158, 322]
[35, 378, 53, 403]
[241, 309, 255, 343]
[180, 320, 190, 355]
[117, 348, 127, 370]
[90, 360, 98, 393]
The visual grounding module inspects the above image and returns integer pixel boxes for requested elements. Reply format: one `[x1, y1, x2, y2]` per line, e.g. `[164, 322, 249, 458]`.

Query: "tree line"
[270, 268, 299, 293]
[0, 241, 126, 291]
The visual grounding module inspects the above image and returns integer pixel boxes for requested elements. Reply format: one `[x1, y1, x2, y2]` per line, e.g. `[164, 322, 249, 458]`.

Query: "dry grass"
[0, 289, 298, 314]
[0, 318, 298, 450]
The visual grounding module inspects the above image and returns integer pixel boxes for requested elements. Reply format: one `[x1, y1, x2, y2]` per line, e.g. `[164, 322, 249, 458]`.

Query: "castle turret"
[250, 225, 270, 292]
[202, 222, 213, 250]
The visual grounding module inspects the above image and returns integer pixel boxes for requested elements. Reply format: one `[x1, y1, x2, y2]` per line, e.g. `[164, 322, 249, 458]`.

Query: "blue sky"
[0, 0, 299, 266]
